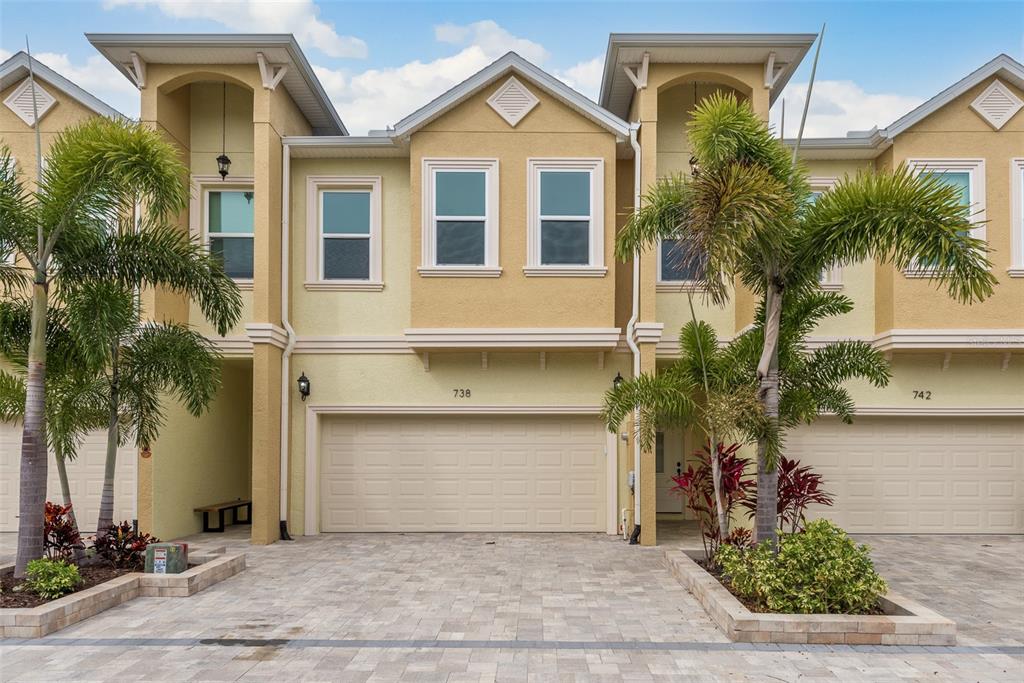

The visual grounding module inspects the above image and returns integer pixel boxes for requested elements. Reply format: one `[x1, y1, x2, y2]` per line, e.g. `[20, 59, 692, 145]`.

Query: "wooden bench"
[194, 500, 252, 533]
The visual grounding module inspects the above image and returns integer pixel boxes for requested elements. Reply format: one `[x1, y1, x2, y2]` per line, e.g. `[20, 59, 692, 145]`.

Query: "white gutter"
[279, 142, 295, 537]
[627, 122, 642, 534]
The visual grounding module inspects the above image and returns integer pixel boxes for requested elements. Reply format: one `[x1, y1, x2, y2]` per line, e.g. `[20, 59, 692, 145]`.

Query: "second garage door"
[786, 416, 1024, 533]
[319, 414, 608, 532]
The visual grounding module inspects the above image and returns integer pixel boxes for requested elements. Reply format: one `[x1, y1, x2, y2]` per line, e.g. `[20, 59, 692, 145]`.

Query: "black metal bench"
[194, 499, 252, 533]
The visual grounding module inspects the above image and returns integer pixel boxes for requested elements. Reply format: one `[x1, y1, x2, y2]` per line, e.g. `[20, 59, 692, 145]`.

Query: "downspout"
[279, 142, 295, 540]
[627, 122, 642, 545]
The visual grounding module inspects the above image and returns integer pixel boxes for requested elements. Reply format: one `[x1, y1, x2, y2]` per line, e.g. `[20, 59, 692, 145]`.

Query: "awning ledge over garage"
[403, 328, 622, 351]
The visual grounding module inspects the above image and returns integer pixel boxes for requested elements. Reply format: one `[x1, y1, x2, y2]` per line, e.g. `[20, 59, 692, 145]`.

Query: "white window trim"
[525, 158, 606, 277]
[305, 175, 383, 291]
[810, 177, 843, 290]
[1010, 158, 1024, 278]
[420, 158, 501, 277]
[904, 159, 987, 278]
[190, 175, 255, 290]
[656, 237, 705, 292]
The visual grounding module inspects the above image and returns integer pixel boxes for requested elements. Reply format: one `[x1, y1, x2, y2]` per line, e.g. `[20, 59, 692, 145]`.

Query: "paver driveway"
[1, 530, 1022, 681]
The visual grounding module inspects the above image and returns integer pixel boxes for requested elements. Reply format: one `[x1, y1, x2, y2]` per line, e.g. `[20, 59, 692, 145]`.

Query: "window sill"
[233, 279, 254, 291]
[304, 280, 384, 292]
[656, 281, 705, 293]
[818, 282, 844, 291]
[417, 266, 502, 278]
[523, 266, 607, 278]
[1007, 267, 1024, 278]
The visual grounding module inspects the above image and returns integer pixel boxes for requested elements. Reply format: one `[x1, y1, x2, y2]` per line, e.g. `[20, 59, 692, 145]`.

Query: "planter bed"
[0, 552, 244, 639]
[665, 549, 956, 645]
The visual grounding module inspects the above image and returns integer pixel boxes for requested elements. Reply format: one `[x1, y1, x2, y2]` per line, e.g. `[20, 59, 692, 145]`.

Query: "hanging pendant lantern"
[217, 82, 231, 179]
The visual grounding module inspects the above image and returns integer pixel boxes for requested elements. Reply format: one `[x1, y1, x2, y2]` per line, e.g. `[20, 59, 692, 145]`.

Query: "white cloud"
[316, 20, 558, 135]
[771, 80, 924, 138]
[0, 48, 11, 62]
[553, 56, 603, 99]
[103, 0, 367, 58]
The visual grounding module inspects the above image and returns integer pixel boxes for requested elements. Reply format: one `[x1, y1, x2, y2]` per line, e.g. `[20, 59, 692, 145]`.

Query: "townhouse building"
[1, 34, 1021, 546]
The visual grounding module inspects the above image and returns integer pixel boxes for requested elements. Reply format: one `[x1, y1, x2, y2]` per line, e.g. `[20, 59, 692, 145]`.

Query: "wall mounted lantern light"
[612, 372, 624, 390]
[297, 372, 311, 401]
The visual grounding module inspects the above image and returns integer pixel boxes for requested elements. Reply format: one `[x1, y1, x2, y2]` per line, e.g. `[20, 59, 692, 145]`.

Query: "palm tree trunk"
[709, 439, 729, 541]
[54, 444, 85, 562]
[755, 283, 783, 550]
[95, 346, 119, 538]
[14, 280, 49, 578]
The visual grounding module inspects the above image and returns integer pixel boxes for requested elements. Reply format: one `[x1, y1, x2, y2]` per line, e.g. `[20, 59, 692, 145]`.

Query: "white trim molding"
[245, 323, 289, 350]
[525, 158, 606, 277]
[190, 174, 256, 287]
[851, 406, 1024, 417]
[1011, 158, 1024, 277]
[904, 159, 987, 276]
[404, 328, 621, 350]
[305, 175, 383, 291]
[303, 403, 617, 536]
[421, 158, 500, 277]
[293, 336, 412, 354]
[872, 329, 1024, 352]
[810, 178, 844, 289]
[209, 336, 254, 357]
[632, 321, 664, 345]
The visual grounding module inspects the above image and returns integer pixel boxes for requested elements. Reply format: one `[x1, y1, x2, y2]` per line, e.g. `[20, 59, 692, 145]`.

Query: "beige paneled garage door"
[787, 417, 1024, 533]
[1, 422, 137, 533]
[319, 414, 607, 532]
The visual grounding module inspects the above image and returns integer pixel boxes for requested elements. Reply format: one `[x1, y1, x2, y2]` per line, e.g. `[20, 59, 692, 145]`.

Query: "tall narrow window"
[906, 160, 986, 274]
[305, 176, 383, 290]
[421, 159, 499, 276]
[808, 181, 842, 289]
[322, 190, 371, 279]
[207, 189, 254, 279]
[526, 158, 605, 276]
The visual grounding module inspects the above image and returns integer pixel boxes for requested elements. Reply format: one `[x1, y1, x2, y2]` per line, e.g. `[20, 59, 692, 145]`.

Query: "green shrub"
[25, 558, 82, 600]
[716, 519, 887, 614]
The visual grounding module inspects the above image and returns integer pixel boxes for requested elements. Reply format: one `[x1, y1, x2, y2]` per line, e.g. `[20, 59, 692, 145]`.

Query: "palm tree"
[0, 117, 220, 577]
[615, 93, 996, 548]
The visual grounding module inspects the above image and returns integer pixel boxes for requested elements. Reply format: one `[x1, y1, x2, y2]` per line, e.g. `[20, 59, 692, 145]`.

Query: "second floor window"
[421, 159, 499, 275]
[907, 159, 986, 273]
[526, 158, 605, 275]
[207, 189, 254, 280]
[659, 237, 706, 282]
[322, 190, 371, 279]
[809, 183, 842, 289]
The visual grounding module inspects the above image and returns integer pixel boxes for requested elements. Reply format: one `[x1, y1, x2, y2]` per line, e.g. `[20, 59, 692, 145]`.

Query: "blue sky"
[2, 1, 1021, 135]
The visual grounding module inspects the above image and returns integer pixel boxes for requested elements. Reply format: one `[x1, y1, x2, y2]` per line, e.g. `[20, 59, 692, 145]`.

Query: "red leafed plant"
[92, 521, 160, 569]
[742, 456, 835, 534]
[44, 502, 83, 561]
[671, 443, 755, 563]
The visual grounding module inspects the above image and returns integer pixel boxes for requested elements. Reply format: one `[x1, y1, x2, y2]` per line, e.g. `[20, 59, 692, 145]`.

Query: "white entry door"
[319, 414, 608, 532]
[655, 432, 685, 514]
[0, 421, 137, 533]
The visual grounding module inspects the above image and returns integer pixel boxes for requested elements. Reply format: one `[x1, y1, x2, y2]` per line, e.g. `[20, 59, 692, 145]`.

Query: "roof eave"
[0, 51, 126, 120]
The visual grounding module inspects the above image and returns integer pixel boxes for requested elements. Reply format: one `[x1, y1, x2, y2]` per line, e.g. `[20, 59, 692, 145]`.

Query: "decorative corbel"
[126, 52, 146, 89]
[623, 52, 649, 90]
[257, 52, 288, 91]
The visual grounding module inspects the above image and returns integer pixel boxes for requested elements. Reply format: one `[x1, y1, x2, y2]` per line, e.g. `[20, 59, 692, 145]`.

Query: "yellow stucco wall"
[409, 79, 619, 329]
[146, 360, 252, 540]
[190, 82, 254, 176]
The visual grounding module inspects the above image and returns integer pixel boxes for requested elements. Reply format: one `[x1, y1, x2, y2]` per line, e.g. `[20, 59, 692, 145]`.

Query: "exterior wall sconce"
[297, 372, 311, 401]
[612, 372, 624, 389]
[688, 155, 700, 177]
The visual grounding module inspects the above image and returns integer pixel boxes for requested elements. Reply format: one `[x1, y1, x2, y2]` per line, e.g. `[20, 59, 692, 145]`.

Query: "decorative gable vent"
[486, 76, 539, 127]
[969, 79, 1022, 130]
[3, 78, 57, 127]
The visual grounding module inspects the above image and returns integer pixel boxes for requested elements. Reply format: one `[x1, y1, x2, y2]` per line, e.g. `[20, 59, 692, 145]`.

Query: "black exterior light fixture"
[217, 82, 231, 179]
[297, 372, 311, 401]
[612, 372, 624, 390]
[688, 155, 700, 178]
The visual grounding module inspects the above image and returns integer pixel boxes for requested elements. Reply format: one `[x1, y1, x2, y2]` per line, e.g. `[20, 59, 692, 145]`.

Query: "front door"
[655, 432, 684, 514]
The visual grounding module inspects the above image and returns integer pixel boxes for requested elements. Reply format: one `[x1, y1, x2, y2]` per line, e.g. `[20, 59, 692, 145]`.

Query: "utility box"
[145, 543, 188, 574]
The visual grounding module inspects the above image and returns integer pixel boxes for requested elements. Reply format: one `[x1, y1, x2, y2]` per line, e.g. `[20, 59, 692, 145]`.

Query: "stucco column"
[248, 335, 284, 544]
[637, 337, 660, 546]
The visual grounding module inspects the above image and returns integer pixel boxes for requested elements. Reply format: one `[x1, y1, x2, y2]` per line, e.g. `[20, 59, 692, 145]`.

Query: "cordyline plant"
[742, 456, 834, 534]
[614, 92, 995, 549]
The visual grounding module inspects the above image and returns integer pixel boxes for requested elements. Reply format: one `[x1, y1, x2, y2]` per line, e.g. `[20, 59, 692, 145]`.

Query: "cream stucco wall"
[409, 79, 619, 329]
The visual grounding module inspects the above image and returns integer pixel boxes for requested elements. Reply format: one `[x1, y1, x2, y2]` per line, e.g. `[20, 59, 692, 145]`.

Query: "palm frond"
[601, 368, 699, 451]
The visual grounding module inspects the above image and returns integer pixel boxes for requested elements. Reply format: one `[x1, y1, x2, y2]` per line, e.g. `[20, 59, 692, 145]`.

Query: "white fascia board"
[392, 52, 630, 139]
[0, 51, 125, 120]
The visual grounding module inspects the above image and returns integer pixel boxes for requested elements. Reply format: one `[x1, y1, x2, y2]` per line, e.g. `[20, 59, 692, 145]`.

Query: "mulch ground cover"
[1, 563, 136, 609]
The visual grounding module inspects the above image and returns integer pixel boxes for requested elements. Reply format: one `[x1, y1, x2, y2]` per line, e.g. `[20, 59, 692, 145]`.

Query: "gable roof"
[0, 51, 125, 120]
[786, 54, 1024, 159]
[86, 33, 346, 135]
[390, 52, 631, 139]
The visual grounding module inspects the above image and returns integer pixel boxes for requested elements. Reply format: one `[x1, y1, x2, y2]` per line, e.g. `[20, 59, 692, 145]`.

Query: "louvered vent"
[486, 76, 539, 127]
[3, 78, 57, 127]
[969, 79, 1022, 130]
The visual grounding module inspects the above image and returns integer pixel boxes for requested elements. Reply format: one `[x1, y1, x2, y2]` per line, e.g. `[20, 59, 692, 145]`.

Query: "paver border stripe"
[1, 637, 1020, 656]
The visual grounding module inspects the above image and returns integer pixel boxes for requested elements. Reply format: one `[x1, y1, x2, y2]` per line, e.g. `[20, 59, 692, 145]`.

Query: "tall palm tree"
[0, 117, 224, 577]
[615, 93, 996, 548]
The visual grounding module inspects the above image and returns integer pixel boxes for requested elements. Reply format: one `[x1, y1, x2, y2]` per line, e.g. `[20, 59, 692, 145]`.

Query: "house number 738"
[453, 388, 472, 398]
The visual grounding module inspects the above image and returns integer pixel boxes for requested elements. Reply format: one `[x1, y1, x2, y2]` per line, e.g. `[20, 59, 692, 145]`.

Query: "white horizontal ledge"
[303, 280, 384, 291]
[306, 404, 603, 415]
[294, 336, 412, 354]
[523, 266, 607, 277]
[417, 266, 502, 278]
[404, 327, 622, 350]
[873, 329, 1024, 351]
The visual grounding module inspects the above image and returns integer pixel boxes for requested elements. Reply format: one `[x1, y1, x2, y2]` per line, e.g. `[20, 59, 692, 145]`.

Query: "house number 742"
[913, 390, 932, 400]
[453, 388, 472, 398]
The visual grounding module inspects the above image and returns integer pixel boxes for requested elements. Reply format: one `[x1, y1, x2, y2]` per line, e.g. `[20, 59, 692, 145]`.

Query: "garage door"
[320, 414, 607, 532]
[1, 421, 137, 533]
[787, 417, 1024, 533]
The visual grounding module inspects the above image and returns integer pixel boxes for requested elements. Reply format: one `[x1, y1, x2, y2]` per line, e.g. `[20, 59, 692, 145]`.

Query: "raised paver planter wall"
[664, 549, 957, 645]
[0, 553, 244, 639]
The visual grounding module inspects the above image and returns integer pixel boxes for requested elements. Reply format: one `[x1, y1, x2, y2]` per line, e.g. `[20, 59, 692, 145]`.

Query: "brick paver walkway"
[1, 529, 1022, 681]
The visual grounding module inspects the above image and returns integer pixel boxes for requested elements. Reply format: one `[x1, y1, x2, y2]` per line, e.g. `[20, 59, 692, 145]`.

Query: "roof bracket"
[623, 52, 649, 90]
[764, 52, 783, 89]
[257, 52, 288, 91]
[126, 51, 146, 89]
